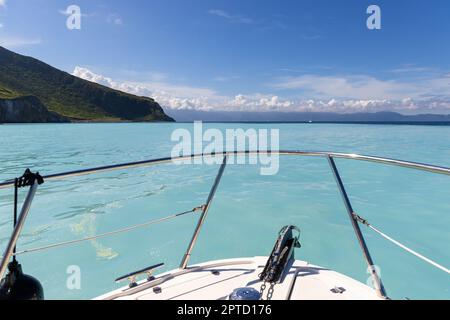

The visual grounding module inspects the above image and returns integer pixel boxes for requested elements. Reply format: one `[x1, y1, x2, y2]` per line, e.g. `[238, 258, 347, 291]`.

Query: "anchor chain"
[259, 281, 276, 300]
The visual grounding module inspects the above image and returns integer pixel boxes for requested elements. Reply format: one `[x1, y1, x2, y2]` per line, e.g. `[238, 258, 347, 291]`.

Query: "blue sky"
[1, 0, 450, 114]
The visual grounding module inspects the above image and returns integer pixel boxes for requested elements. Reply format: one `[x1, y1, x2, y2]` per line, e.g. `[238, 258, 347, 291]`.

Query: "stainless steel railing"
[180, 156, 228, 269]
[1, 150, 450, 299]
[1, 150, 450, 190]
[327, 156, 386, 296]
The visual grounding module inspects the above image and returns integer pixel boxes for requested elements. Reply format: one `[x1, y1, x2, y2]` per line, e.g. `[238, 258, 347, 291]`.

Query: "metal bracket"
[353, 213, 370, 226]
[16, 169, 44, 188]
[115, 262, 165, 288]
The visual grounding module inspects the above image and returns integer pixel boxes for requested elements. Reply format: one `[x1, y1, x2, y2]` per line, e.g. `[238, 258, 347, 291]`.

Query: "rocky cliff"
[0, 96, 69, 123]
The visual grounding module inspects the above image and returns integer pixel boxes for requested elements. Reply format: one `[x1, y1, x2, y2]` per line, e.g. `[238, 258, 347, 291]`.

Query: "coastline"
[2, 121, 450, 126]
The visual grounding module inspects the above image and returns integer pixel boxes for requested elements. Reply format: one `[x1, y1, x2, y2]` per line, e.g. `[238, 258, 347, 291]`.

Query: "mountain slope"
[0, 46, 174, 122]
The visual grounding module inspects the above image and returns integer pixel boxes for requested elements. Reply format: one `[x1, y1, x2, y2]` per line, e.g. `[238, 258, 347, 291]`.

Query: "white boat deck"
[96, 257, 382, 300]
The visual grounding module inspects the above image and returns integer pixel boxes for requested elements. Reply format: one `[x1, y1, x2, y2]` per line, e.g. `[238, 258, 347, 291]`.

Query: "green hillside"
[0, 86, 23, 99]
[0, 46, 174, 122]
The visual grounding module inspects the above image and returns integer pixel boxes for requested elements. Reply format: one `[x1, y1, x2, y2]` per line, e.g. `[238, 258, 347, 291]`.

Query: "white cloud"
[227, 94, 293, 111]
[72, 67, 114, 87]
[272, 75, 416, 100]
[72, 66, 221, 111]
[213, 75, 240, 82]
[388, 65, 432, 74]
[0, 0, 6, 8]
[0, 23, 3, 28]
[0, 36, 41, 48]
[208, 9, 254, 24]
[107, 14, 123, 25]
[72, 66, 450, 113]
[272, 74, 450, 101]
[207, 9, 289, 32]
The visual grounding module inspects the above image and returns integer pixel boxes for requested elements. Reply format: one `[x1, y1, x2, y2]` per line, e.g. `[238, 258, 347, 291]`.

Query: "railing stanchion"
[0, 181, 39, 280]
[327, 155, 388, 299]
[180, 156, 228, 269]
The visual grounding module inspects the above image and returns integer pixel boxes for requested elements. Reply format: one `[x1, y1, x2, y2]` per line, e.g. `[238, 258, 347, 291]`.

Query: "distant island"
[167, 109, 450, 124]
[0, 46, 174, 123]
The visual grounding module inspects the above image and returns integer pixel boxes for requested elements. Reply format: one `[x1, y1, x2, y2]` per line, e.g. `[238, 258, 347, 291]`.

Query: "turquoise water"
[0, 123, 449, 300]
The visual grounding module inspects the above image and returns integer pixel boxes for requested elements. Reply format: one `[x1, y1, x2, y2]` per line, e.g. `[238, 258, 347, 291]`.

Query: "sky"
[1, 0, 450, 114]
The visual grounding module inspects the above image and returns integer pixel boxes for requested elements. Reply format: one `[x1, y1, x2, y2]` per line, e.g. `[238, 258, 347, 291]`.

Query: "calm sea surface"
[0, 123, 449, 299]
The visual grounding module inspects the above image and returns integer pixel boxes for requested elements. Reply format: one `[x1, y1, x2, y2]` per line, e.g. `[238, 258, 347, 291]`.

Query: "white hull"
[95, 257, 382, 300]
